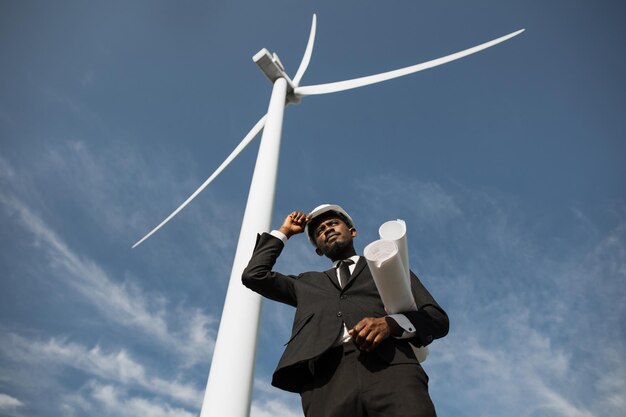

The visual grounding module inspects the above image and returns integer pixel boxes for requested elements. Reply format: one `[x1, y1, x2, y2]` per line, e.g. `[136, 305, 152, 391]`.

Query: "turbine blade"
[292, 14, 317, 86]
[294, 29, 525, 96]
[132, 115, 267, 248]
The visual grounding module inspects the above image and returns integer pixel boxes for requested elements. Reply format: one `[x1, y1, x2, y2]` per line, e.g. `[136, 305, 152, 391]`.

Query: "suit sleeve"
[241, 232, 298, 307]
[399, 271, 449, 347]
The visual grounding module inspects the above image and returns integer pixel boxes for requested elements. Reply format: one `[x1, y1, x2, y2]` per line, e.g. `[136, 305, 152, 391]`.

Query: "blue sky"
[1, 1, 625, 416]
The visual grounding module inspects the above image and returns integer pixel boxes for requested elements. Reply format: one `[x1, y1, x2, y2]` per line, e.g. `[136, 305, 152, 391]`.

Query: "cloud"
[0, 157, 16, 181]
[0, 192, 216, 365]
[2, 334, 201, 407]
[595, 351, 626, 412]
[354, 174, 462, 228]
[251, 379, 302, 417]
[3, 137, 242, 299]
[63, 382, 196, 417]
[0, 393, 24, 410]
[433, 325, 595, 417]
[43, 139, 242, 254]
[250, 398, 303, 417]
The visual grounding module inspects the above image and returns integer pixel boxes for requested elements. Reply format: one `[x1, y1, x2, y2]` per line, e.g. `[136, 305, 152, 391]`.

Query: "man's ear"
[350, 227, 357, 238]
[315, 247, 323, 256]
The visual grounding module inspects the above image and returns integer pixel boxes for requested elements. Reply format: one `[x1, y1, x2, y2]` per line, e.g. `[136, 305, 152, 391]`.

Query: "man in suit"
[242, 204, 449, 417]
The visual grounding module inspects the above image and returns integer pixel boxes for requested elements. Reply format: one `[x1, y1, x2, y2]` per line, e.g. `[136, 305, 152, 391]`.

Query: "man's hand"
[278, 211, 310, 239]
[349, 317, 402, 352]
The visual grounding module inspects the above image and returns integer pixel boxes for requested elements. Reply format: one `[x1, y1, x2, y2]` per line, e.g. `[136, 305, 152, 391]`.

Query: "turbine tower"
[132, 15, 524, 417]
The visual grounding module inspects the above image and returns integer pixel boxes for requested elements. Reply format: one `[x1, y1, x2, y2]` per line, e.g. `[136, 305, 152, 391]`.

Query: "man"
[242, 204, 449, 417]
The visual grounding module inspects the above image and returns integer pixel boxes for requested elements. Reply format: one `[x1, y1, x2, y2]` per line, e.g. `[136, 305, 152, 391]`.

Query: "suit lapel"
[324, 268, 341, 290]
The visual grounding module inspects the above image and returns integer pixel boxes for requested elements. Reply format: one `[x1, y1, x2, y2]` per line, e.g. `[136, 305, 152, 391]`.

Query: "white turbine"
[132, 15, 524, 417]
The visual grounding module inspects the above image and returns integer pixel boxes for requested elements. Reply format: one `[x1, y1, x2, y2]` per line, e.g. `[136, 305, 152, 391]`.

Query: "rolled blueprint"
[364, 219, 428, 362]
[379, 219, 410, 279]
[363, 239, 416, 312]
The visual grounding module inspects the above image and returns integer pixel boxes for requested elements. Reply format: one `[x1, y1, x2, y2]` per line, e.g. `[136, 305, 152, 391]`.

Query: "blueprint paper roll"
[364, 240, 417, 313]
[378, 219, 409, 280]
[365, 220, 429, 362]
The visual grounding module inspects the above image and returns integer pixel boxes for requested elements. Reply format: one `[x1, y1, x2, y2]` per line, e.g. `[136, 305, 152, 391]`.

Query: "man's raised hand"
[278, 211, 310, 239]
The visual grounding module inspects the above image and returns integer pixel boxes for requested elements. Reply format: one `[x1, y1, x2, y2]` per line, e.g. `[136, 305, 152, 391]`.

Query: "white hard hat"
[304, 204, 354, 246]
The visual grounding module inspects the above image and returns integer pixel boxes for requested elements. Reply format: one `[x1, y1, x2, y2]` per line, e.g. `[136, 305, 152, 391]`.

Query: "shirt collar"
[332, 255, 360, 268]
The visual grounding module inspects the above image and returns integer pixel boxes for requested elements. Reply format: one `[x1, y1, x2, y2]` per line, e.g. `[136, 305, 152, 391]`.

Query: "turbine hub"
[253, 48, 299, 104]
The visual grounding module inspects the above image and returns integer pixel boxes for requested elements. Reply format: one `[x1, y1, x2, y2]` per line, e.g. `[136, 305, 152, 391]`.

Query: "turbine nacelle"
[253, 48, 301, 104]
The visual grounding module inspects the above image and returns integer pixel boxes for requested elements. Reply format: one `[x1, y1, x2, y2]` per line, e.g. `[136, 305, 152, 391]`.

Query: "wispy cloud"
[2, 334, 201, 408]
[354, 173, 462, 228]
[0, 393, 24, 411]
[27, 139, 241, 285]
[0, 191, 216, 364]
[251, 379, 302, 417]
[433, 325, 595, 417]
[63, 382, 196, 417]
[250, 398, 303, 417]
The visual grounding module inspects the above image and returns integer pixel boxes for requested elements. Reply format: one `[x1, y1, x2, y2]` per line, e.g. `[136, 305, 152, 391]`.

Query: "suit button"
[340, 295, 347, 300]
[336, 312, 342, 317]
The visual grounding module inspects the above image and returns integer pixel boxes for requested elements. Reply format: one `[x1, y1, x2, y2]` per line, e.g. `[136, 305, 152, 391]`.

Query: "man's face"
[311, 215, 356, 259]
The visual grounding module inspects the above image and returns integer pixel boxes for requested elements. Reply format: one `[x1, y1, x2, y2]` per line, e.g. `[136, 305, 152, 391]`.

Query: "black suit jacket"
[242, 232, 449, 393]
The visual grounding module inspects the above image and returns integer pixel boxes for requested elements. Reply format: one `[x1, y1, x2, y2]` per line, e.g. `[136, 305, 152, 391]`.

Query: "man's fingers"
[289, 211, 309, 225]
[351, 317, 391, 351]
[372, 333, 386, 347]
[359, 332, 383, 352]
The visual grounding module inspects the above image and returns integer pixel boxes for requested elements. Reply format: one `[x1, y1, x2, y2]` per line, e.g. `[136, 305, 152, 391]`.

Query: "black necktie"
[337, 259, 354, 288]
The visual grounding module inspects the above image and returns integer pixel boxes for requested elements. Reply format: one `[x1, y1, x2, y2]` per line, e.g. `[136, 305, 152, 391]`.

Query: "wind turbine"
[132, 15, 524, 417]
